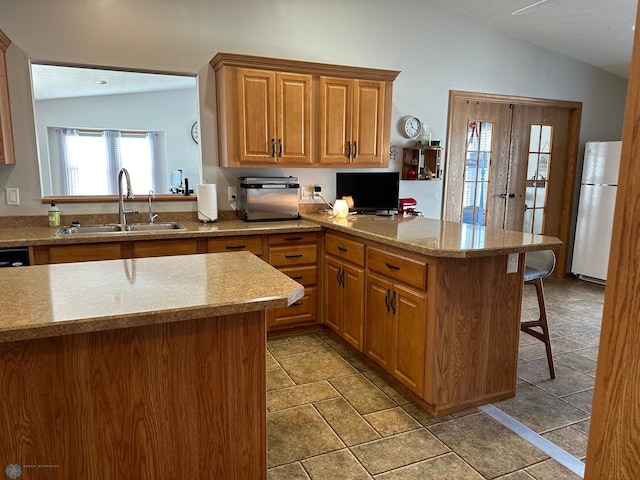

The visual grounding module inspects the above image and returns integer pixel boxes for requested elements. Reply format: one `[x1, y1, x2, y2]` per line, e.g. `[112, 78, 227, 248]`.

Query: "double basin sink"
[55, 222, 187, 236]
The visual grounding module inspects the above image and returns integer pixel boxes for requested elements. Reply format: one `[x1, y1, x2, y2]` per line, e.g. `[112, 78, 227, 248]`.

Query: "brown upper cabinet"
[211, 53, 399, 168]
[0, 28, 15, 165]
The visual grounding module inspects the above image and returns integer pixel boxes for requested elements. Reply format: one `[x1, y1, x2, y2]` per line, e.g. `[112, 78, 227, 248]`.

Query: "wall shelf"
[402, 146, 442, 181]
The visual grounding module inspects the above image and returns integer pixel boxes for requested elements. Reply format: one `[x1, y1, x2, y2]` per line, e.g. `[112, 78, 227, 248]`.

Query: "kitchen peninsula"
[0, 252, 303, 479]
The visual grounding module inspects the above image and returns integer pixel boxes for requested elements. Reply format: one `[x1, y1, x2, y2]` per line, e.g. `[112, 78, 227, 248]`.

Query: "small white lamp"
[333, 199, 349, 218]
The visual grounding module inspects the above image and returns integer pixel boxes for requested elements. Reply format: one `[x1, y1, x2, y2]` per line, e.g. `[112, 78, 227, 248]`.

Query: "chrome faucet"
[148, 190, 158, 224]
[118, 168, 137, 224]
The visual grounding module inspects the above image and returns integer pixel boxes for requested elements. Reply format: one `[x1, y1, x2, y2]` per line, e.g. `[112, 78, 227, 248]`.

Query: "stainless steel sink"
[55, 222, 186, 235]
[125, 222, 187, 232]
[55, 224, 124, 235]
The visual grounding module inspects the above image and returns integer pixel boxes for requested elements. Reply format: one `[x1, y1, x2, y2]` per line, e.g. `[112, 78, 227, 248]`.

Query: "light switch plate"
[5, 187, 20, 206]
[507, 253, 519, 273]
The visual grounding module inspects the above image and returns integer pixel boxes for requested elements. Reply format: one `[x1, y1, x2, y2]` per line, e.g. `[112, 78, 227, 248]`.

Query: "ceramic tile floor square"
[266, 277, 603, 479]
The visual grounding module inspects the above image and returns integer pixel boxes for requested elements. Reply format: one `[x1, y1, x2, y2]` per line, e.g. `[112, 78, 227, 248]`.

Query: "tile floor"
[266, 277, 605, 479]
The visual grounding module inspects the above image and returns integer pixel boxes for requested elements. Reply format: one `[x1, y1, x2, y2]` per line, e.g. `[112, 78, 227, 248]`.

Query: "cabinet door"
[318, 76, 352, 165]
[236, 68, 276, 163]
[392, 283, 427, 396]
[276, 73, 312, 164]
[352, 80, 385, 165]
[365, 273, 393, 370]
[324, 257, 343, 333]
[0, 44, 15, 165]
[342, 262, 365, 351]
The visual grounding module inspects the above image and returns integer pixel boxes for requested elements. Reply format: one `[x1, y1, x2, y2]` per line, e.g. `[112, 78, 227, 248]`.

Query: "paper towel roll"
[197, 184, 218, 223]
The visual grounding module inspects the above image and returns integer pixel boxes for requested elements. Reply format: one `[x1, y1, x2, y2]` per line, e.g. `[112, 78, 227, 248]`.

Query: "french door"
[443, 91, 581, 274]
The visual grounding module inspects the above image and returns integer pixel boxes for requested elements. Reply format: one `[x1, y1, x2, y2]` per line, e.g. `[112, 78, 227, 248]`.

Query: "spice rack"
[402, 146, 442, 180]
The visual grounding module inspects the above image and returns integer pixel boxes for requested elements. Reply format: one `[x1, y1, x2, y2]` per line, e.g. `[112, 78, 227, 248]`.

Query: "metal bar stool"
[522, 250, 556, 379]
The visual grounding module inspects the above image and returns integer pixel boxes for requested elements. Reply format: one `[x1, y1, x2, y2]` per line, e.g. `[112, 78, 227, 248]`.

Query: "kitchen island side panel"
[0, 311, 267, 479]
[429, 254, 524, 414]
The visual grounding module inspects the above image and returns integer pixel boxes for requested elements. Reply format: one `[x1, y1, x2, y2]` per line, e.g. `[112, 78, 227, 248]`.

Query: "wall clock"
[401, 115, 422, 139]
[190, 121, 199, 144]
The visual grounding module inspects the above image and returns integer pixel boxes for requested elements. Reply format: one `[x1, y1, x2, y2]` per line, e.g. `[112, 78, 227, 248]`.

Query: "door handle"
[347, 141, 352, 159]
[384, 289, 390, 312]
[278, 139, 283, 157]
[353, 141, 358, 159]
[390, 290, 396, 315]
[340, 268, 345, 288]
[271, 138, 276, 157]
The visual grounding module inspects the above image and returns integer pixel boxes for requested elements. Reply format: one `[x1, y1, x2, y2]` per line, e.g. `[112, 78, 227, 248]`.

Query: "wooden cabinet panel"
[236, 68, 276, 164]
[324, 258, 342, 333]
[268, 244, 317, 267]
[325, 232, 365, 267]
[212, 53, 398, 169]
[267, 232, 319, 331]
[367, 247, 427, 290]
[319, 76, 352, 165]
[365, 273, 393, 369]
[392, 283, 427, 396]
[268, 287, 317, 329]
[0, 29, 14, 165]
[352, 80, 385, 165]
[133, 239, 199, 258]
[342, 262, 365, 350]
[365, 272, 426, 396]
[279, 265, 317, 287]
[268, 232, 318, 245]
[47, 243, 123, 264]
[207, 235, 265, 256]
[319, 77, 386, 166]
[277, 73, 312, 164]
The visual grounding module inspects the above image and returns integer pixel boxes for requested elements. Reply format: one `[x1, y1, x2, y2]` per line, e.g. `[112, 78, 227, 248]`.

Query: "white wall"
[34, 88, 200, 196]
[0, 0, 628, 219]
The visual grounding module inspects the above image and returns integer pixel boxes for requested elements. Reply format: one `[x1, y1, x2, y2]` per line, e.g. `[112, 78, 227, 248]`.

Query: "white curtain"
[56, 128, 79, 195]
[103, 130, 122, 194]
[146, 132, 161, 191]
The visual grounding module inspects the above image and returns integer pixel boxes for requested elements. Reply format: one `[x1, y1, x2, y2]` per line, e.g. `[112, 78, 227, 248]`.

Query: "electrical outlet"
[227, 186, 237, 202]
[5, 187, 20, 206]
[507, 253, 519, 273]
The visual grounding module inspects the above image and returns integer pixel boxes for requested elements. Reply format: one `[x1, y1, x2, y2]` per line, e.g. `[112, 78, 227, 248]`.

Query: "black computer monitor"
[335, 172, 400, 214]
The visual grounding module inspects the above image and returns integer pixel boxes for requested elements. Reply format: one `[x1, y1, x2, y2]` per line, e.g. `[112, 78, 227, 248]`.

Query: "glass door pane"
[524, 124, 553, 234]
[461, 121, 493, 226]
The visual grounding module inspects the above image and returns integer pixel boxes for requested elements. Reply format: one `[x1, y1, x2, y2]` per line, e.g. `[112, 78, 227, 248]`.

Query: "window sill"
[42, 195, 197, 204]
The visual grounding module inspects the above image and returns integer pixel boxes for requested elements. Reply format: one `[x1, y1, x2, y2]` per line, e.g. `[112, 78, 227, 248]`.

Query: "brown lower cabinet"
[324, 232, 366, 351]
[31, 232, 321, 333]
[365, 271, 427, 396]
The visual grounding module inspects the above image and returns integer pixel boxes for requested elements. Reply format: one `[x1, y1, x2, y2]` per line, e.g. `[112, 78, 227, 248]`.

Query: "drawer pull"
[225, 245, 246, 250]
[385, 262, 400, 271]
[390, 290, 396, 314]
[284, 236, 303, 241]
[291, 275, 303, 280]
[292, 301, 303, 306]
[285, 254, 303, 259]
[337, 246, 348, 252]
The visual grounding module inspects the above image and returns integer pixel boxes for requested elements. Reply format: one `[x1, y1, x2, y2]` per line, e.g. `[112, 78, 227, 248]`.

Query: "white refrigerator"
[571, 140, 622, 284]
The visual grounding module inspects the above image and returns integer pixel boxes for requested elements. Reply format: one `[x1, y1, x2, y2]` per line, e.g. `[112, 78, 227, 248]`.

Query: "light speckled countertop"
[0, 251, 304, 343]
[0, 218, 322, 247]
[303, 213, 562, 258]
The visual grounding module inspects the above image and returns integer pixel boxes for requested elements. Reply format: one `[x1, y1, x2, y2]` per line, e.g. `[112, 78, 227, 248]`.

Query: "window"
[461, 120, 493, 226]
[51, 128, 164, 195]
[524, 124, 553, 235]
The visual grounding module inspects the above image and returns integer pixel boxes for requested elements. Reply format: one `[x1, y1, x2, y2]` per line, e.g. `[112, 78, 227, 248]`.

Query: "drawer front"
[279, 265, 318, 287]
[133, 239, 199, 258]
[47, 243, 122, 264]
[268, 232, 318, 246]
[325, 232, 365, 267]
[268, 244, 317, 267]
[207, 236, 264, 256]
[268, 287, 318, 329]
[367, 247, 427, 290]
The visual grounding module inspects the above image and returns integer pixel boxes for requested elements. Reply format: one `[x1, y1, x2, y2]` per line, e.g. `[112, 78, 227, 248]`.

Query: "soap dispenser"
[48, 199, 60, 227]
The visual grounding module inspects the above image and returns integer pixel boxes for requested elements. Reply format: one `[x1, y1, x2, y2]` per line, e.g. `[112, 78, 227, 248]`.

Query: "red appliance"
[398, 197, 419, 215]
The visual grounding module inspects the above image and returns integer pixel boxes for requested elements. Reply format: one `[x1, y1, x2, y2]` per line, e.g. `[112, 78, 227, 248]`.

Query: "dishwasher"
[0, 246, 30, 267]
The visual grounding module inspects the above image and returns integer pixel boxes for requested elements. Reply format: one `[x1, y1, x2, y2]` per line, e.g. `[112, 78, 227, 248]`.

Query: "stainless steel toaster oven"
[237, 177, 300, 221]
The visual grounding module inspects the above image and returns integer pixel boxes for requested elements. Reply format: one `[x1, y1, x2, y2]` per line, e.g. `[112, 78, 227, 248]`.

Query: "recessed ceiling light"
[96, 80, 109, 85]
